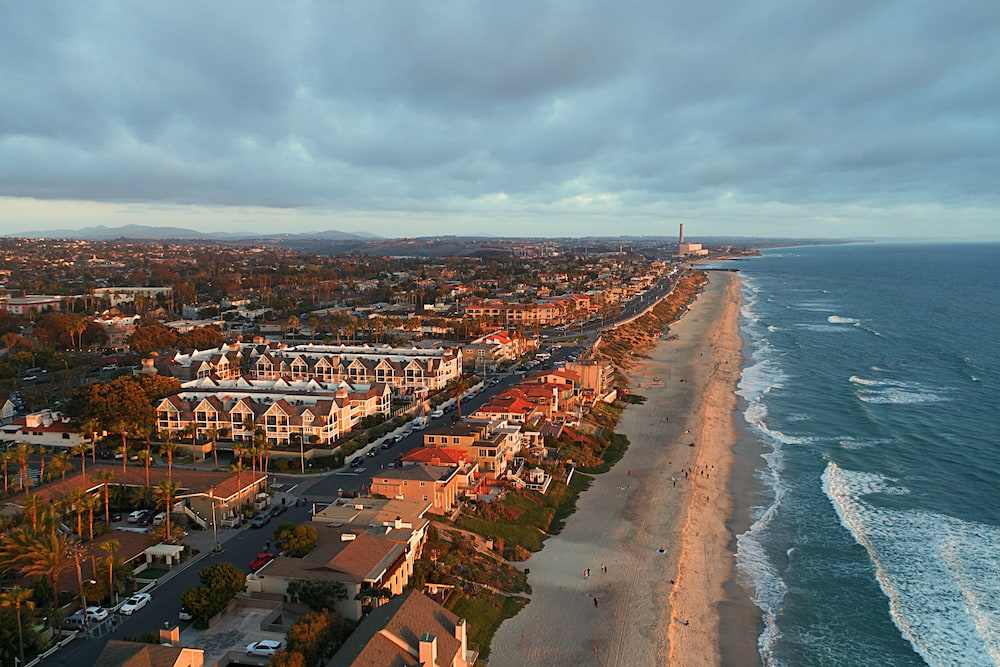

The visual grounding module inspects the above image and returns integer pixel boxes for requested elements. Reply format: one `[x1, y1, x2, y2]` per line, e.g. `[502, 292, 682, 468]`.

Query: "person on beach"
[594, 597, 599, 607]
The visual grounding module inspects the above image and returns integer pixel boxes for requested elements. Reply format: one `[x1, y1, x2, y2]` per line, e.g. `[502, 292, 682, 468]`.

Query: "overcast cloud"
[2, 1, 999, 239]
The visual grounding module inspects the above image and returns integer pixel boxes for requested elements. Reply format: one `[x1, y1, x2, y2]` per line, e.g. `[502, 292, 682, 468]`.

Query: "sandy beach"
[489, 271, 755, 666]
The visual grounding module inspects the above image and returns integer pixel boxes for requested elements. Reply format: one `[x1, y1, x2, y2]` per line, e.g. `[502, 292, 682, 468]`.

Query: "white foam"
[794, 323, 855, 333]
[857, 388, 948, 404]
[849, 376, 884, 386]
[823, 463, 1000, 666]
[828, 315, 861, 324]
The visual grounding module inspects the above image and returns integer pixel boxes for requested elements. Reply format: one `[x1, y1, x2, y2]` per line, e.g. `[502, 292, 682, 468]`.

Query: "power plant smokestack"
[679, 223, 685, 244]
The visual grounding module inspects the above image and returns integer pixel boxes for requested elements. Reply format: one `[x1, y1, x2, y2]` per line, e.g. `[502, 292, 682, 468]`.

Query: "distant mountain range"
[10, 224, 381, 241]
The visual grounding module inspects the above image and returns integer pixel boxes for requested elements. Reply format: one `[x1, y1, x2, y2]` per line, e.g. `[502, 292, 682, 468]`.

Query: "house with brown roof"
[368, 464, 460, 515]
[96, 639, 204, 667]
[248, 498, 430, 620]
[421, 419, 522, 481]
[328, 590, 476, 667]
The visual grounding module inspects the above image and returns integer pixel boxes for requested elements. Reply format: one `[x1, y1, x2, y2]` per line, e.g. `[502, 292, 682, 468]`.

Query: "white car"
[246, 640, 285, 656]
[85, 605, 109, 622]
[120, 593, 151, 615]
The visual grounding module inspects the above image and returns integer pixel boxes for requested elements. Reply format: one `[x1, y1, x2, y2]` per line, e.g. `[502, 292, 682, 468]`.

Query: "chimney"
[679, 223, 685, 244]
[159, 625, 180, 646]
[419, 633, 438, 666]
[454, 618, 468, 658]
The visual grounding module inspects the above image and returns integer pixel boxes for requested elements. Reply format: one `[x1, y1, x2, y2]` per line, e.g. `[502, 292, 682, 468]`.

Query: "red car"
[249, 553, 276, 571]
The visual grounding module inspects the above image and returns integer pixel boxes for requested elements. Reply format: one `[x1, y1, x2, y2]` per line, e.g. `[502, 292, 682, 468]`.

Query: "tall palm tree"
[98, 539, 120, 604]
[49, 451, 73, 481]
[448, 376, 470, 419]
[113, 422, 130, 477]
[230, 460, 246, 511]
[0, 450, 10, 492]
[0, 585, 34, 665]
[160, 438, 181, 483]
[78, 417, 100, 464]
[21, 494, 47, 532]
[11, 443, 33, 492]
[181, 422, 199, 462]
[95, 470, 115, 523]
[36, 445, 47, 484]
[62, 489, 86, 538]
[290, 433, 304, 474]
[18, 532, 75, 612]
[71, 442, 89, 478]
[137, 447, 153, 487]
[204, 427, 221, 470]
[154, 480, 180, 538]
[79, 493, 100, 540]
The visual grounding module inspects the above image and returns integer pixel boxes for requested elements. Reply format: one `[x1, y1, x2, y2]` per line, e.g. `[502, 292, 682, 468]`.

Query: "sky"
[2, 1, 999, 240]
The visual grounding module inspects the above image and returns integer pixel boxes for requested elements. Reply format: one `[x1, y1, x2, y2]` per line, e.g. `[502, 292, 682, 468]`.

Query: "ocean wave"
[828, 315, 861, 324]
[849, 376, 884, 386]
[794, 323, 856, 333]
[856, 388, 949, 404]
[822, 463, 1000, 666]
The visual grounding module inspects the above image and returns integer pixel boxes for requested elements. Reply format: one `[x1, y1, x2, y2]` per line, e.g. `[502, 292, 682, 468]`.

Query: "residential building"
[368, 464, 461, 515]
[328, 590, 476, 667]
[155, 377, 391, 446]
[249, 498, 430, 620]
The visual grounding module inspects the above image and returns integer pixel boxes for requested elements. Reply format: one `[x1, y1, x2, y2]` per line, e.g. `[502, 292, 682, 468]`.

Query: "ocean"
[715, 243, 1000, 667]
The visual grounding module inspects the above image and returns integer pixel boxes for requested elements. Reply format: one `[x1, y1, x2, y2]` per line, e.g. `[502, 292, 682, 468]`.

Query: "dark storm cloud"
[1, 0, 998, 234]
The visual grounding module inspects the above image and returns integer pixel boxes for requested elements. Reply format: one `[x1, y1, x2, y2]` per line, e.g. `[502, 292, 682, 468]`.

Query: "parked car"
[85, 606, 109, 622]
[351, 466, 366, 473]
[431, 409, 444, 419]
[178, 608, 193, 621]
[137, 510, 154, 526]
[246, 640, 284, 656]
[249, 513, 270, 529]
[62, 613, 88, 630]
[127, 509, 147, 523]
[249, 553, 276, 571]
[272, 504, 288, 516]
[152, 511, 167, 525]
[120, 593, 152, 615]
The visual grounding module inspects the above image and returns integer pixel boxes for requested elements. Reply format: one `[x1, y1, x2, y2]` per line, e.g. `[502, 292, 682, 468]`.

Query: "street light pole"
[209, 487, 219, 552]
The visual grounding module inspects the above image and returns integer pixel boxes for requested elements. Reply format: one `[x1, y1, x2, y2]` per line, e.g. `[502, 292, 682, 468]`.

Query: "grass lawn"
[447, 589, 528, 663]
[136, 567, 169, 579]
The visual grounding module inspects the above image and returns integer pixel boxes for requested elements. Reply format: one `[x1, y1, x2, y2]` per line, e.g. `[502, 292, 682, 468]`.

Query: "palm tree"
[448, 376, 470, 419]
[0, 450, 11, 492]
[79, 493, 100, 540]
[78, 417, 100, 464]
[160, 437, 181, 483]
[97, 539, 124, 602]
[62, 489, 86, 538]
[290, 433, 304, 474]
[71, 442, 89, 478]
[18, 532, 76, 613]
[155, 480, 180, 537]
[98, 539, 120, 605]
[21, 494, 47, 532]
[36, 445, 47, 483]
[0, 585, 34, 665]
[49, 451, 73, 481]
[136, 446, 152, 487]
[230, 460, 246, 511]
[95, 470, 115, 523]
[113, 423, 130, 477]
[11, 443, 33, 492]
[181, 422, 199, 462]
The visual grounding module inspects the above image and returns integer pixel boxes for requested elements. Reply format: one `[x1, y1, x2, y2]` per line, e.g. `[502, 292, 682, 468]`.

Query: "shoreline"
[488, 271, 757, 666]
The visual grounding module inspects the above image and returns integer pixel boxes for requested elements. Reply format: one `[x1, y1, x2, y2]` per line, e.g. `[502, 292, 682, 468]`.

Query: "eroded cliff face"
[595, 271, 709, 389]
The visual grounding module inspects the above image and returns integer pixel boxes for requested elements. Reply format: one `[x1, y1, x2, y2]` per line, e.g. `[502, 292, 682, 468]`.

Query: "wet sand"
[488, 271, 755, 666]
